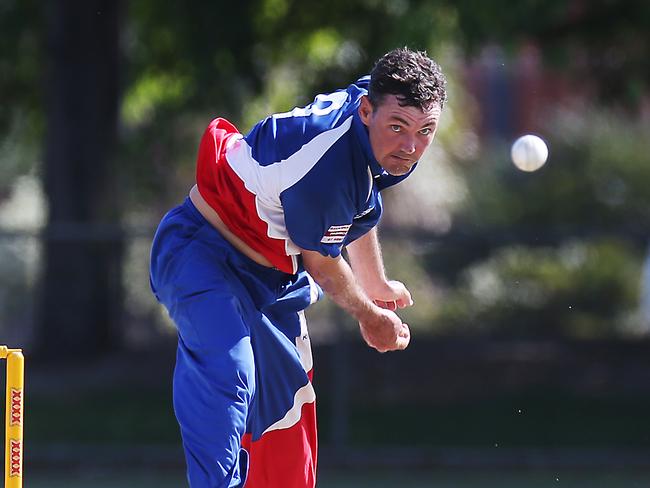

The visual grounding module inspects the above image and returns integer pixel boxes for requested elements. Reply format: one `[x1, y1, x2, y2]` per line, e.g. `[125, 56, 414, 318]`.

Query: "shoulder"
[244, 78, 369, 166]
[352, 75, 370, 92]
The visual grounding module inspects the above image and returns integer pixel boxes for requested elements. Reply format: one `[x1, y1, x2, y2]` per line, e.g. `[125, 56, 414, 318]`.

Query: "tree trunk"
[39, 0, 123, 359]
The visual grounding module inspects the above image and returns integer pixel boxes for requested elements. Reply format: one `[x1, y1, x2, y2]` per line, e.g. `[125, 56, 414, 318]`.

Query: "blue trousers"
[150, 198, 321, 488]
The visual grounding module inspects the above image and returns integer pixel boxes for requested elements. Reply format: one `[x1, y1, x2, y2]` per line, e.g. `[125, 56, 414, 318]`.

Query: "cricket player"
[150, 47, 446, 488]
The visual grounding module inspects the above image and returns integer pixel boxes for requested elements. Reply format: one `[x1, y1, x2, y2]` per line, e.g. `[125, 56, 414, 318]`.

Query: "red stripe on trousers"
[241, 399, 317, 488]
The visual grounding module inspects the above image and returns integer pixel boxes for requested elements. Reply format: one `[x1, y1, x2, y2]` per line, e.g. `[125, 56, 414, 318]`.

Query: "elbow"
[301, 250, 342, 291]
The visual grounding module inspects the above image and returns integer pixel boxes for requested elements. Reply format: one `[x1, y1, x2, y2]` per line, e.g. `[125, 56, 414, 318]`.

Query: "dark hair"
[368, 47, 447, 111]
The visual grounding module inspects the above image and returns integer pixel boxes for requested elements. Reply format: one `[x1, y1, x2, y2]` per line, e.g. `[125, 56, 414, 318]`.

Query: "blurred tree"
[0, 0, 43, 195]
[118, 0, 459, 207]
[433, 239, 643, 339]
[38, 0, 123, 358]
[423, 108, 650, 338]
[119, 0, 650, 210]
[454, 0, 650, 108]
[3, 0, 650, 351]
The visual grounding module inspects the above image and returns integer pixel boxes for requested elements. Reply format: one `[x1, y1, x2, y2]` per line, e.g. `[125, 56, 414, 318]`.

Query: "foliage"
[454, 0, 650, 107]
[5, 0, 649, 201]
[0, 0, 43, 193]
[433, 239, 643, 338]
[457, 110, 650, 234]
[119, 0, 461, 208]
[423, 108, 650, 338]
[2, 0, 650, 344]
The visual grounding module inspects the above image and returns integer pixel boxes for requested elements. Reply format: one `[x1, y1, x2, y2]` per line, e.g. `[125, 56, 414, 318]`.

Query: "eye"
[390, 125, 402, 132]
[419, 127, 432, 136]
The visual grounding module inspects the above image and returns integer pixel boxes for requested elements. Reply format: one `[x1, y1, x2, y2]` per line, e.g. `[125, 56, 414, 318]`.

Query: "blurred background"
[2, 0, 650, 486]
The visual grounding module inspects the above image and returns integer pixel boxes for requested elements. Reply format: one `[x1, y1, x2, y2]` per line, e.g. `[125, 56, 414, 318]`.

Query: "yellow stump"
[1, 346, 24, 488]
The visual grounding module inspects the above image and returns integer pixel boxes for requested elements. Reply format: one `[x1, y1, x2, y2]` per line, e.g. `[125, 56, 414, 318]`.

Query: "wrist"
[354, 299, 382, 324]
[360, 278, 390, 296]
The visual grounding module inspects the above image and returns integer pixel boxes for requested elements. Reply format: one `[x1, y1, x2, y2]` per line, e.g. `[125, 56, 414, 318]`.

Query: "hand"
[367, 280, 413, 312]
[358, 307, 411, 353]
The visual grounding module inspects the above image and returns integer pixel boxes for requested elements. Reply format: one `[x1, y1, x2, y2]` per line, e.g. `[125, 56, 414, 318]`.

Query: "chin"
[384, 165, 412, 177]
[381, 156, 414, 176]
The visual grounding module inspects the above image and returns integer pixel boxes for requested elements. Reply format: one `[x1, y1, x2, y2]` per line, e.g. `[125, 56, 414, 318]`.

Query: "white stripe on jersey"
[273, 91, 349, 120]
[226, 116, 354, 260]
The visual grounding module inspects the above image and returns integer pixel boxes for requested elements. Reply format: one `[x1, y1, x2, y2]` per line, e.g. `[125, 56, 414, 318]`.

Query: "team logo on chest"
[321, 224, 352, 244]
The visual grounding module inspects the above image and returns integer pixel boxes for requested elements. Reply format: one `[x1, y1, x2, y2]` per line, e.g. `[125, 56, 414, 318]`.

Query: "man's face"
[358, 94, 442, 176]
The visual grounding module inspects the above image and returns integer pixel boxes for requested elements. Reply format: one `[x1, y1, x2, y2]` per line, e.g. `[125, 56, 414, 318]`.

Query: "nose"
[401, 136, 416, 155]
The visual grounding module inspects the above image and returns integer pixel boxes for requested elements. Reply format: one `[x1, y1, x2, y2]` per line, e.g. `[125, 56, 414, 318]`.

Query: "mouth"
[391, 154, 412, 163]
[389, 155, 414, 172]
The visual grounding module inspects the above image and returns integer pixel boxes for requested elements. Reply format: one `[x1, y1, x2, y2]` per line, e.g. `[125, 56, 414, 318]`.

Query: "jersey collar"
[352, 109, 386, 179]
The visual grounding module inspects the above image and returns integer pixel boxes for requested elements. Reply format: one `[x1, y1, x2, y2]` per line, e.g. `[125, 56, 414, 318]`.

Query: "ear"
[358, 95, 374, 126]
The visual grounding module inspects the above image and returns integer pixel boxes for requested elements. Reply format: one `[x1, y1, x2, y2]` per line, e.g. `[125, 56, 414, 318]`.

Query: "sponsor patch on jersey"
[321, 224, 352, 244]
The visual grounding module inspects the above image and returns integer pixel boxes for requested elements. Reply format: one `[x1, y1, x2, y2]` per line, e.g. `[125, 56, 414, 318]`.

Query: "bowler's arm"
[301, 248, 410, 352]
[345, 227, 413, 310]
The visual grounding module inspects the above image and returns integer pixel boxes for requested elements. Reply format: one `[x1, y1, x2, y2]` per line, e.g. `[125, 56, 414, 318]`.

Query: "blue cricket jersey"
[196, 76, 416, 274]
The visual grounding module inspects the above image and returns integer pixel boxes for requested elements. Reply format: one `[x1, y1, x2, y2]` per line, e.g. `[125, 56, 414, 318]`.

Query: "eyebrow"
[389, 115, 412, 126]
[390, 115, 436, 129]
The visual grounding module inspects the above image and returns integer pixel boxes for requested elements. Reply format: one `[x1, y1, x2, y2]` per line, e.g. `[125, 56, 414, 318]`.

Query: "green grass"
[25, 388, 179, 444]
[28, 471, 187, 488]
[15, 386, 650, 488]
[23, 468, 650, 488]
[319, 469, 650, 488]
[23, 387, 650, 448]
[320, 391, 650, 448]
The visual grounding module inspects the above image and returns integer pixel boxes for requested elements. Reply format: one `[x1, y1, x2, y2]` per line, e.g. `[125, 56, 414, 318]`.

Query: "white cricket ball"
[511, 134, 549, 172]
